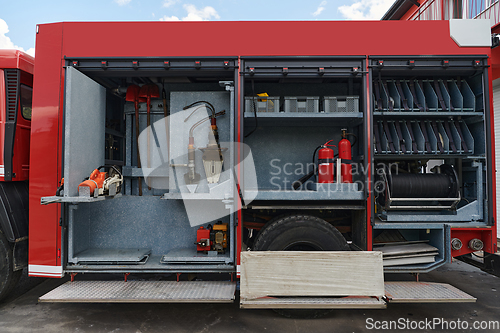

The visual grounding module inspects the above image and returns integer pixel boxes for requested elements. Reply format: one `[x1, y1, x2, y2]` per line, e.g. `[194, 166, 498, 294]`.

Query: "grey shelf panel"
[373, 111, 481, 117]
[244, 112, 363, 118]
[246, 184, 364, 201]
[41, 194, 122, 205]
[243, 112, 364, 126]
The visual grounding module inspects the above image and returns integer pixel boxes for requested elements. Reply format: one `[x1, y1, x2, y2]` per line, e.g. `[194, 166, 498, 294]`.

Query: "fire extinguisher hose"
[291, 145, 322, 190]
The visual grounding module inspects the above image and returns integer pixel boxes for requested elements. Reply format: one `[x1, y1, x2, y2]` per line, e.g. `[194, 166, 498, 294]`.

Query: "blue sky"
[0, 0, 395, 56]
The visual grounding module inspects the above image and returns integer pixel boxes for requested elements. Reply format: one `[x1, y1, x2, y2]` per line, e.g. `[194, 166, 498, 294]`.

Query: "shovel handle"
[147, 97, 152, 190]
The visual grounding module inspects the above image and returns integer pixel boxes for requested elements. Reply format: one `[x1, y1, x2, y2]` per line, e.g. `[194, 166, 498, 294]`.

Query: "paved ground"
[0, 260, 499, 333]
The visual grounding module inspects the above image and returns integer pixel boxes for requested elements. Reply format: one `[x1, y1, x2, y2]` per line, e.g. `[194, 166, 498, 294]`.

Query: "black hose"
[347, 133, 357, 147]
[183, 101, 216, 117]
[292, 145, 322, 190]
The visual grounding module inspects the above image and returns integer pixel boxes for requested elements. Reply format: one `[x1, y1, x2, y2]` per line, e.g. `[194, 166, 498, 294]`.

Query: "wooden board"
[383, 255, 436, 266]
[383, 251, 439, 259]
[374, 243, 438, 257]
[240, 251, 384, 300]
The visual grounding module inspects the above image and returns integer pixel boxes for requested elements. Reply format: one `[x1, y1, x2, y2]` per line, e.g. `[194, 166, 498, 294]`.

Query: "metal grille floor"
[384, 282, 476, 303]
[39, 281, 236, 303]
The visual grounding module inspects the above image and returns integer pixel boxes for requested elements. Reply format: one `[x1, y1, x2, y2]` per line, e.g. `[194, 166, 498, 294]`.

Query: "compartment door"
[63, 67, 106, 197]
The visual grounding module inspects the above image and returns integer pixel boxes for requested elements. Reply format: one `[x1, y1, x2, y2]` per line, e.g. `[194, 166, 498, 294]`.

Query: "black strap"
[382, 80, 394, 111]
[444, 120, 457, 153]
[396, 81, 409, 111]
[394, 121, 406, 153]
[409, 80, 424, 112]
[383, 120, 396, 153]
[374, 80, 383, 111]
[419, 121, 432, 153]
[373, 122, 382, 153]
[418, 80, 429, 111]
[454, 120, 469, 153]
[431, 120, 444, 153]
[434, 81, 447, 111]
[405, 121, 418, 153]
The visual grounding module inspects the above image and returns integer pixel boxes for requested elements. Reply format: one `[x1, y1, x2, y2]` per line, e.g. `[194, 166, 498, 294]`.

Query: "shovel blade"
[139, 84, 160, 99]
[125, 85, 141, 102]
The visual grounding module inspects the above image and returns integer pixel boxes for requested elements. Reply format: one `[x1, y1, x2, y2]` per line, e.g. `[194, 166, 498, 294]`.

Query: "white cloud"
[114, 0, 131, 6]
[163, 0, 177, 8]
[313, 1, 327, 17]
[0, 19, 35, 57]
[338, 0, 394, 20]
[160, 4, 220, 21]
[160, 16, 180, 21]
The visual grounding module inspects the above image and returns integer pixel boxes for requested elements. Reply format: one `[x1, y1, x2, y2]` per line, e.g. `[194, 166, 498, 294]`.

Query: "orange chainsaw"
[78, 165, 123, 197]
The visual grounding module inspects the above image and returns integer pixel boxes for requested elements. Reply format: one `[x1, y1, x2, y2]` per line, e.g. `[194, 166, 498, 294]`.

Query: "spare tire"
[252, 214, 349, 251]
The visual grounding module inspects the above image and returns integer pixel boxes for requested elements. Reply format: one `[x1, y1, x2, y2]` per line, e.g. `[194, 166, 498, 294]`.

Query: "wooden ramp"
[240, 251, 386, 309]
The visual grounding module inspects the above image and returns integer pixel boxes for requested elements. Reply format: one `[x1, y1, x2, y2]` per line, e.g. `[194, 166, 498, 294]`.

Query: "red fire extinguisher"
[318, 140, 336, 183]
[339, 128, 353, 183]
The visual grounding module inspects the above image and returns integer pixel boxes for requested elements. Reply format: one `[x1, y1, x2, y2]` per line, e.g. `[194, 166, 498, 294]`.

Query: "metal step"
[39, 281, 236, 303]
[241, 297, 386, 309]
[385, 282, 476, 303]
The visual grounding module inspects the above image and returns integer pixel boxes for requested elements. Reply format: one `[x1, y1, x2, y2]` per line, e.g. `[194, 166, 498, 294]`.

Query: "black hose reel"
[377, 164, 460, 210]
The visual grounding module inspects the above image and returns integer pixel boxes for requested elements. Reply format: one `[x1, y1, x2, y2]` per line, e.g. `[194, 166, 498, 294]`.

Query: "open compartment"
[50, 59, 239, 272]
[241, 58, 366, 202]
[373, 225, 450, 273]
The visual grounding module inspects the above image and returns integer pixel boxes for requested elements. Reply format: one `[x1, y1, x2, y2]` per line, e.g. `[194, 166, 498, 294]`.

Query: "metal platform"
[39, 281, 236, 303]
[240, 297, 386, 309]
[384, 282, 476, 303]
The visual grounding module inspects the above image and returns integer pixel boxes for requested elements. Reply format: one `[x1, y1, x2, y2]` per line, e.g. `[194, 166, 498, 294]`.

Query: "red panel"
[490, 47, 500, 81]
[487, 60, 498, 253]
[236, 57, 242, 276]
[0, 69, 4, 179]
[450, 229, 494, 257]
[365, 57, 373, 251]
[28, 23, 64, 273]
[58, 21, 489, 58]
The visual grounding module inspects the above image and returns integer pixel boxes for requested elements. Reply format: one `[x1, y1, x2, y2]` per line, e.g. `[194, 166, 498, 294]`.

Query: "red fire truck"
[1, 20, 498, 310]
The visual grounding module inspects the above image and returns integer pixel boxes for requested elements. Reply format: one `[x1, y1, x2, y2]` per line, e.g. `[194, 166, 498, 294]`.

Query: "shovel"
[162, 81, 170, 162]
[126, 85, 146, 196]
[139, 84, 160, 190]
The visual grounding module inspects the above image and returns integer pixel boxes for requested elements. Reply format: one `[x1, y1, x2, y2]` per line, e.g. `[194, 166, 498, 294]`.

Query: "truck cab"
[0, 49, 34, 300]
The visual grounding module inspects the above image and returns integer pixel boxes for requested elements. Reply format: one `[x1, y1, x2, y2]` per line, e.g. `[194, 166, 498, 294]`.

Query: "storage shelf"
[244, 112, 363, 118]
[373, 111, 481, 117]
[245, 184, 364, 201]
[244, 112, 364, 126]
